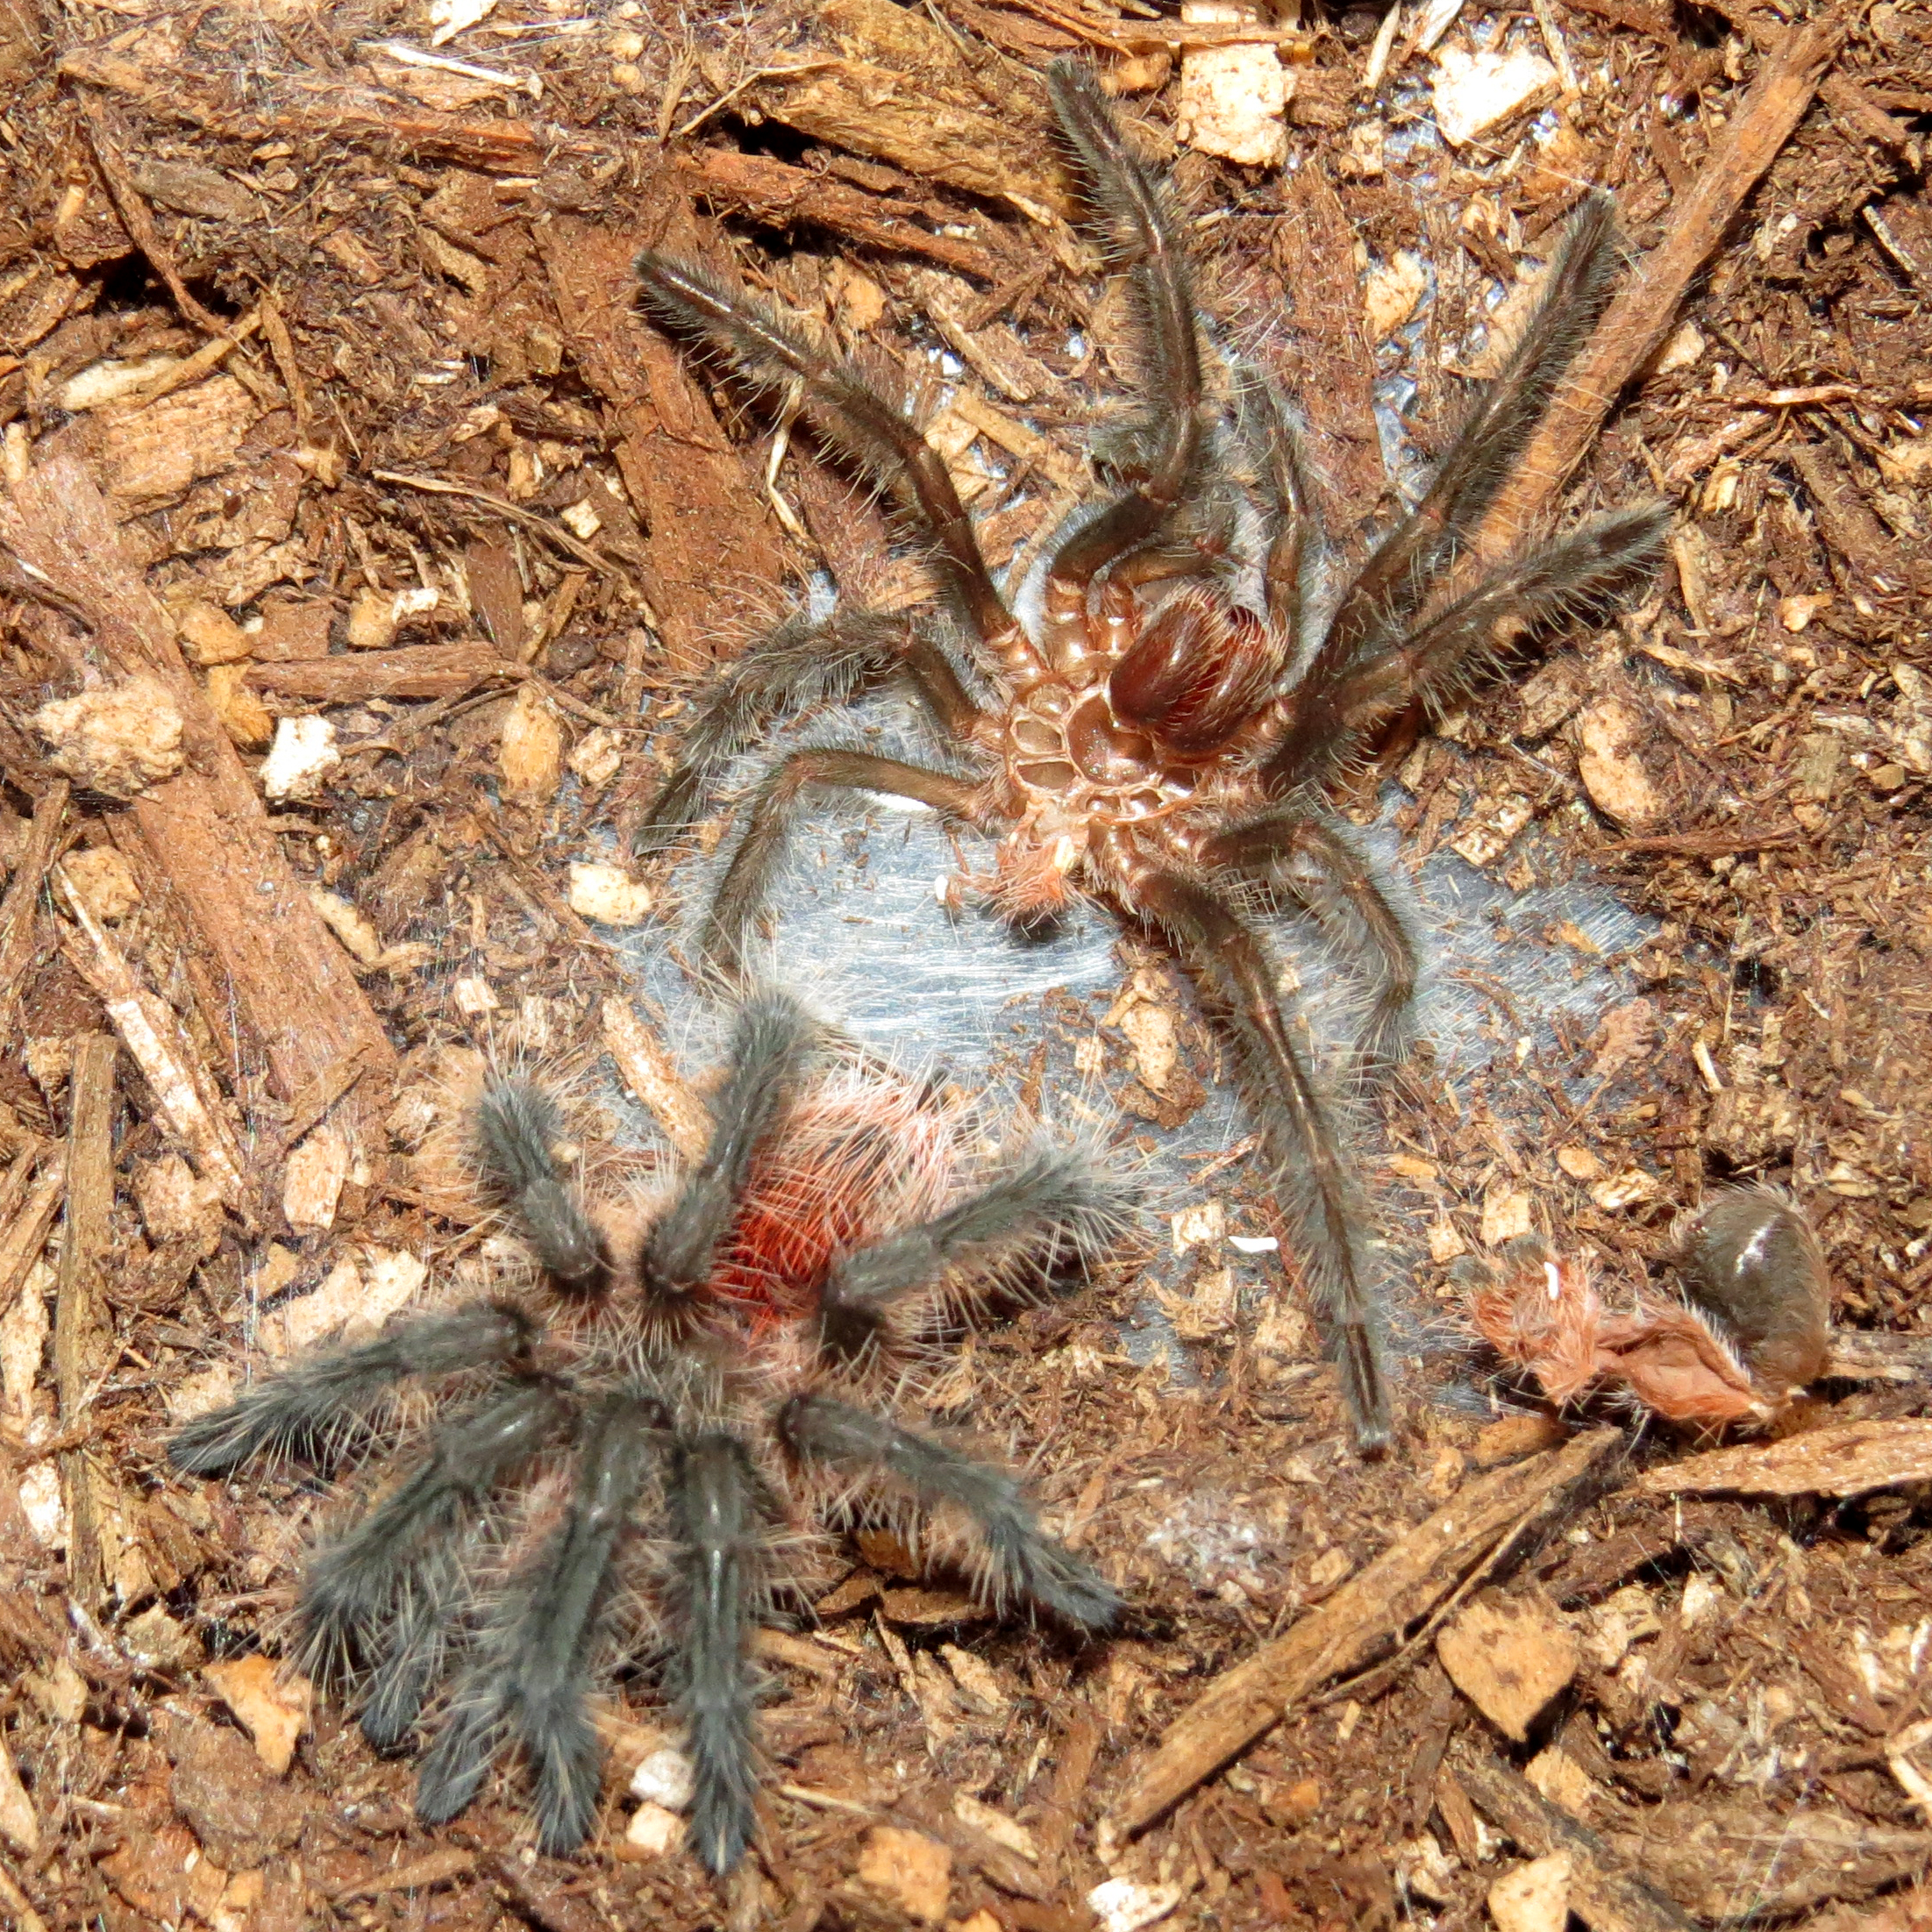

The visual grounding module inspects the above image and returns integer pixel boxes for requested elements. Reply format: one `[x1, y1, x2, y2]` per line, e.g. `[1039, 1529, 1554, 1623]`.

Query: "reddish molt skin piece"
[631, 60, 1671, 1456]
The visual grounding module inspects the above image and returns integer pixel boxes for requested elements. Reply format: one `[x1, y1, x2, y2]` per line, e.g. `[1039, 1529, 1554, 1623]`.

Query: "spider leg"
[1132, 869, 1391, 1453]
[634, 256, 1015, 654]
[1263, 194, 1630, 790]
[665, 1432, 770, 1876]
[779, 1394, 1120, 1629]
[167, 1301, 538, 1476]
[476, 1081, 607, 1293]
[296, 1380, 571, 1748]
[1201, 811, 1420, 1071]
[1230, 369, 1327, 646]
[1040, 60, 1204, 595]
[816, 1147, 1129, 1370]
[641, 990, 816, 1304]
[1269, 504, 1670, 789]
[415, 1390, 666, 1855]
[636, 610, 986, 859]
[701, 747, 990, 977]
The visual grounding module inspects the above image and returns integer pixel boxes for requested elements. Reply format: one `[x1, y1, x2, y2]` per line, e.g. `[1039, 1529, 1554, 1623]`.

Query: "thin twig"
[371, 469, 625, 575]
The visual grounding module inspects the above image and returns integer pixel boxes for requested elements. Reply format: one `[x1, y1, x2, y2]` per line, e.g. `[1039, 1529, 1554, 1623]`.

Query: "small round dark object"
[544, 631, 598, 677]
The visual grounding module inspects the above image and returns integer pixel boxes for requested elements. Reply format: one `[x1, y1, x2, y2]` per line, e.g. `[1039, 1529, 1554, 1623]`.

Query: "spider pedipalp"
[631, 61, 1670, 1455]
[169, 990, 1129, 1872]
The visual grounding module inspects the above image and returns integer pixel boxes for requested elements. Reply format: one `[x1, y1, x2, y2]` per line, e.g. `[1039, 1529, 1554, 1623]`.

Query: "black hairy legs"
[627, 59, 1671, 1458]
[168, 989, 1129, 1874]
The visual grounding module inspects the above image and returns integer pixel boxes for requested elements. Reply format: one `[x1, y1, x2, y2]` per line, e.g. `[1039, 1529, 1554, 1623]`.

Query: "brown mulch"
[0, 0, 1928, 1928]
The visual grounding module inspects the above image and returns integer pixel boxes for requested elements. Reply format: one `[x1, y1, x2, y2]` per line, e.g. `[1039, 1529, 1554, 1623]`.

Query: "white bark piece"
[346, 583, 439, 649]
[260, 715, 340, 802]
[1437, 1596, 1579, 1740]
[857, 1825, 952, 1924]
[308, 888, 385, 966]
[1365, 250, 1429, 339]
[1575, 698, 1664, 831]
[1177, 4, 1287, 167]
[567, 862, 654, 926]
[499, 684, 563, 802]
[134, 1152, 224, 1245]
[203, 1655, 312, 1776]
[629, 1746, 695, 1810]
[1431, 44, 1558, 147]
[1089, 1879, 1184, 1932]
[282, 1124, 353, 1232]
[1488, 1853, 1572, 1932]
[430, 0, 498, 43]
[32, 675, 183, 798]
[602, 998, 712, 1161]
[60, 846, 140, 922]
[622, 1801, 684, 1856]
[567, 725, 624, 788]
[175, 599, 253, 667]
[259, 1246, 425, 1357]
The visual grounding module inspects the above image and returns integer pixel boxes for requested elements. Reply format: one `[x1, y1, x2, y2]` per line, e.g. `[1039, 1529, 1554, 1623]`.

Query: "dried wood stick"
[53, 1035, 117, 1608]
[0, 1147, 65, 1325]
[0, 449, 397, 1156]
[0, 781, 69, 1032]
[55, 869, 249, 1211]
[1478, 18, 1843, 553]
[1109, 1429, 1622, 1834]
[602, 998, 712, 1162]
[1451, 1743, 1699, 1932]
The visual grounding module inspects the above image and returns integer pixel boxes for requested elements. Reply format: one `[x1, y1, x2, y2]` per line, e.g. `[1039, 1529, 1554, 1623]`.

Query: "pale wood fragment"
[602, 999, 712, 1162]
[55, 870, 248, 1210]
[53, 1034, 117, 1608]
[1638, 1417, 1932, 1499]
[1109, 1429, 1622, 1833]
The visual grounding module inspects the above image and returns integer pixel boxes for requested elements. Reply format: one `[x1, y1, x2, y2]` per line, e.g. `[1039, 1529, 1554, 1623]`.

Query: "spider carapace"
[632, 61, 1670, 1456]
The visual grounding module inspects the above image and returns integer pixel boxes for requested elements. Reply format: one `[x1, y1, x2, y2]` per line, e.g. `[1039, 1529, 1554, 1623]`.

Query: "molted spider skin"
[1679, 1184, 1831, 1398]
[631, 61, 1670, 1455]
[169, 991, 1129, 1874]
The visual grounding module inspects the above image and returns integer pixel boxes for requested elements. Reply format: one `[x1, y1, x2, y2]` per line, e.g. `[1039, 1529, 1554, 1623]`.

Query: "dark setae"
[170, 991, 1127, 1871]
[632, 62, 1668, 1453]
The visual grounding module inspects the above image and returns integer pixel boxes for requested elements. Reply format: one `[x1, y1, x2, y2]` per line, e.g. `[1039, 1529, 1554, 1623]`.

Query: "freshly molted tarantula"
[632, 61, 1669, 1453]
[170, 992, 1126, 1873]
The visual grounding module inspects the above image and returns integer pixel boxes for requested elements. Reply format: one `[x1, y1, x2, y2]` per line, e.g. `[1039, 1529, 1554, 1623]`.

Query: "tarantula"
[170, 991, 1126, 1872]
[632, 61, 1669, 1453]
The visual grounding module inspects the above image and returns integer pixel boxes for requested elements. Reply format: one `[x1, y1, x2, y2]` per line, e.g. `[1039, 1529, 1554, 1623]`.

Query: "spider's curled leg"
[1134, 869, 1391, 1453]
[779, 1394, 1121, 1630]
[1202, 811, 1420, 1072]
[633, 256, 1015, 654]
[1041, 60, 1204, 595]
[1230, 371, 1327, 646]
[415, 1390, 665, 1853]
[635, 611, 986, 859]
[701, 749, 989, 978]
[1317, 192, 1623, 669]
[297, 1381, 571, 1747]
[666, 1432, 769, 1876]
[167, 1300, 538, 1476]
[816, 1148, 1130, 1369]
[476, 1081, 607, 1293]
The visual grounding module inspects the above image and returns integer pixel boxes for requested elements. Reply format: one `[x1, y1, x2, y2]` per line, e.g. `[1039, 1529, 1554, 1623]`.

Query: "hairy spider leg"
[666, 1432, 770, 1876]
[633, 256, 1019, 660]
[1038, 61, 1206, 629]
[814, 1144, 1127, 1371]
[780, 1394, 1121, 1629]
[416, 1391, 667, 1856]
[636, 610, 989, 859]
[168, 1301, 540, 1476]
[1130, 866, 1390, 1451]
[700, 748, 991, 977]
[1202, 810, 1421, 1073]
[476, 1080, 607, 1291]
[298, 1380, 572, 1749]
[638, 993, 820, 1304]
[1261, 192, 1639, 790]
[1228, 371, 1328, 647]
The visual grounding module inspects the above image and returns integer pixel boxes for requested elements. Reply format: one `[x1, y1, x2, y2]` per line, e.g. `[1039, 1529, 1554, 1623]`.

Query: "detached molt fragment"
[1459, 1187, 1831, 1427]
